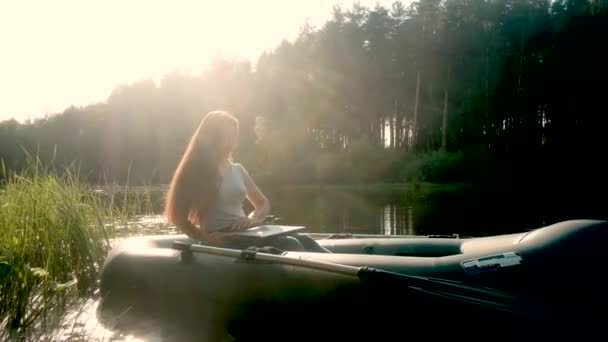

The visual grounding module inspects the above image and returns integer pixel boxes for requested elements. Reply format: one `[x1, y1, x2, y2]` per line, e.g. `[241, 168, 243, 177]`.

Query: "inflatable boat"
[97, 220, 608, 341]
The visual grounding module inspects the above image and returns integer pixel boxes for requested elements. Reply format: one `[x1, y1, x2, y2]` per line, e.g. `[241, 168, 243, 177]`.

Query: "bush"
[422, 151, 467, 183]
[390, 152, 426, 182]
[390, 150, 470, 183]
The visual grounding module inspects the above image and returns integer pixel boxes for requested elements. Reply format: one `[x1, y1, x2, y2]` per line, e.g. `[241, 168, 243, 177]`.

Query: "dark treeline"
[1, 0, 607, 192]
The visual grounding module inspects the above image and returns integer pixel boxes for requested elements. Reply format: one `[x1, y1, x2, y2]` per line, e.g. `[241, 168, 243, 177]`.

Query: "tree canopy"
[1, 0, 607, 190]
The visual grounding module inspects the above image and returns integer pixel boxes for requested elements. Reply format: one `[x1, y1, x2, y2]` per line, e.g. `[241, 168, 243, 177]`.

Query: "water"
[59, 184, 607, 341]
[250, 184, 607, 237]
[127, 183, 608, 236]
[104, 182, 607, 237]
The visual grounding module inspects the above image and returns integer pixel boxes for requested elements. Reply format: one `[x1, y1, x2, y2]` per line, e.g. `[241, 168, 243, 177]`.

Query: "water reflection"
[263, 186, 447, 235]
[26, 299, 155, 342]
[381, 205, 415, 236]
[259, 185, 607, 236]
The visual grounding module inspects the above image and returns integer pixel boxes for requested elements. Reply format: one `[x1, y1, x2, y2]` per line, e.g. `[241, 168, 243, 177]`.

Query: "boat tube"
[97, 219, 608, 341]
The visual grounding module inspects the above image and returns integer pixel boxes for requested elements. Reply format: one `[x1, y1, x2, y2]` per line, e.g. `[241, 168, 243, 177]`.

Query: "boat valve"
[172, 241, 194, 263]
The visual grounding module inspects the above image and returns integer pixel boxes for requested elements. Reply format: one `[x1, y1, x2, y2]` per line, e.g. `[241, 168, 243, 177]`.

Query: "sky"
[0, 0, 402, 123]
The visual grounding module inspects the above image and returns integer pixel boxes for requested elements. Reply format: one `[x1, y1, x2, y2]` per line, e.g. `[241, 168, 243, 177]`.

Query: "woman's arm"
[239, 164, 270, 223]
[176, 215, 228, 243]
[175, 218, 205, 240]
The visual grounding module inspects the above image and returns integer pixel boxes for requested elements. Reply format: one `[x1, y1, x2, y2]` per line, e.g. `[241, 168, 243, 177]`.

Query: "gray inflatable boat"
[97, 220, 608, 341]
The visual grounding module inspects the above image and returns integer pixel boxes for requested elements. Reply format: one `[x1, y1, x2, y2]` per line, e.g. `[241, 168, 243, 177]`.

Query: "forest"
[1, 0, 606, 194]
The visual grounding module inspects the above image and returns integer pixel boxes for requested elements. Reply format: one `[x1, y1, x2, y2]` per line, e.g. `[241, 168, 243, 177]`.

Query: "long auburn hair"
[165, 111, 239, 228]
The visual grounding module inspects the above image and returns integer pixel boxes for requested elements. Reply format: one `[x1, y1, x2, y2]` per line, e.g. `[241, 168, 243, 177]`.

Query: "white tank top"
[205, 162, 248, 232]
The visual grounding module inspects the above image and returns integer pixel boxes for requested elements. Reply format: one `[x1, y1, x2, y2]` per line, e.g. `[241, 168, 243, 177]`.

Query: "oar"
[173, 241, 362, 276]
[172, 241, 538, 317]
[357, 267, 520, 313]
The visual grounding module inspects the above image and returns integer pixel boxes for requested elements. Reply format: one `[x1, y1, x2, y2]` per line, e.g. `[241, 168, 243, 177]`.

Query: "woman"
[164, 110, 327, 252]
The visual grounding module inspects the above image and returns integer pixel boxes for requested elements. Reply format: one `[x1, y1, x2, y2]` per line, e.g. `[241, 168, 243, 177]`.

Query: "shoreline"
[95, 182, 474, 193]
[263, 182, 473, 192]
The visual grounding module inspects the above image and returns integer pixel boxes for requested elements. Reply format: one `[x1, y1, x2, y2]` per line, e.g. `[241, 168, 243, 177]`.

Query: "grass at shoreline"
[0, 158, 151, 338]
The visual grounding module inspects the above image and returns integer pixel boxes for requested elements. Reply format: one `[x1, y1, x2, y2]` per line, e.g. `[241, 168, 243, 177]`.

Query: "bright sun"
[0, 0, 397, 122]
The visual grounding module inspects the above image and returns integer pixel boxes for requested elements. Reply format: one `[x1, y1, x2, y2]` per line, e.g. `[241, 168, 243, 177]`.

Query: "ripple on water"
[51, 299, 163, 342]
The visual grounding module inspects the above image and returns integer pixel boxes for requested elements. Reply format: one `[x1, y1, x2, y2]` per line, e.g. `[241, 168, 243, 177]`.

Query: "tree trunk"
[412, 71, 421, 152]
[441, 64, 451, 151]
[517, 27, 525, 96]
[380, 117, 385, 147]
[485, 46, 490, 151]
[399, 114, 405, 149]
[394, 98, 401, 149]
[389, 113, 395, 149]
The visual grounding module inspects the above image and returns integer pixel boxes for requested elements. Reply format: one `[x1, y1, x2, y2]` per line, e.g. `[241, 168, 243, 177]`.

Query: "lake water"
[137, 183, 606, 237]
[260, 184, 607, 236]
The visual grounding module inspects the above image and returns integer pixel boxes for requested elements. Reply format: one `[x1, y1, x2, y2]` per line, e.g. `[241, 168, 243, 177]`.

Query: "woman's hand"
[177, 221, 207, 241]
[204, 231, 228, 244]
[229, 217, 262, 232]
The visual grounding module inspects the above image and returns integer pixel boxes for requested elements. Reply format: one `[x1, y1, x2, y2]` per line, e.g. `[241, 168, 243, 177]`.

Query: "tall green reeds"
[0, 155, 151, 337]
